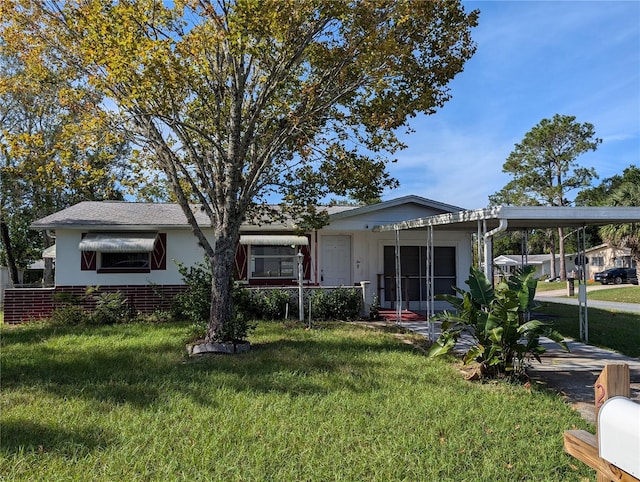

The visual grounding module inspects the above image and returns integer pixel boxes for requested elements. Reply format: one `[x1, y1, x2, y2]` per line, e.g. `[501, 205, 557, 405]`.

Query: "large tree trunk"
[558, 226, 567, 281]
[548, 229, 557, 279]
[206, 227, 241, 343]
[0, 220, 20, 286]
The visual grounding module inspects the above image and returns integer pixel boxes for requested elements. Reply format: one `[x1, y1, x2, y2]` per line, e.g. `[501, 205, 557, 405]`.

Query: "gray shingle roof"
[31, 201, 211, 230]
[31, 201, 357, 230]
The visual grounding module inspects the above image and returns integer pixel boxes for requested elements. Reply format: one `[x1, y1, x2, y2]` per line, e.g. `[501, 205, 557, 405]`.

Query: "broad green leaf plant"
[428, 265, 568, 379]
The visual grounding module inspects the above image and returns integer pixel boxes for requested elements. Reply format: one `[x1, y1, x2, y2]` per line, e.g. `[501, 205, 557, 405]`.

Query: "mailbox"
[598, 396, 640, 477]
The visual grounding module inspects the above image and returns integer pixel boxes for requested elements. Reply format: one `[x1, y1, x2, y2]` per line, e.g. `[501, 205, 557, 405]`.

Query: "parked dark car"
[594, 267, 638, 285]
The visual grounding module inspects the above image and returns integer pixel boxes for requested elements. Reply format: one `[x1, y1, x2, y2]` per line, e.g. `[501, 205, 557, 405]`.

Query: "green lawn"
[535, 281, 568, 292]
[584, 285, 640, 303]
[1, 321, 591, 481]
[539, 303, 640, 358]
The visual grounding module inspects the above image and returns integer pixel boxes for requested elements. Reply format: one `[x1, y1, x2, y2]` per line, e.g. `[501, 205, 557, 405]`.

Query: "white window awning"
[239, 235, 308, 246]
[79, 232, 158, 252]
[42, 244, 56, 259]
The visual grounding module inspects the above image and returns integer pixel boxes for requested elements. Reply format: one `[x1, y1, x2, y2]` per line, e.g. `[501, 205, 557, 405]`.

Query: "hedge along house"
[4, 195, 473, 323]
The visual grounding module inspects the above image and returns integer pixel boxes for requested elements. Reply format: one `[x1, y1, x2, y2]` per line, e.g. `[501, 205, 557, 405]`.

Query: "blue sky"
[382, 0, 640, 210]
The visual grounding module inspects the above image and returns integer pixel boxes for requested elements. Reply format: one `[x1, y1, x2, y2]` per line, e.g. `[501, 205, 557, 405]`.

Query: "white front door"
[321, 235, 352, 286]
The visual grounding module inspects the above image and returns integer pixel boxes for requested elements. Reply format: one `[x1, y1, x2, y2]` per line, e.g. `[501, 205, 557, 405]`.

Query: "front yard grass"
[1, 321, 591, 481]
[539, 303, 640, 358]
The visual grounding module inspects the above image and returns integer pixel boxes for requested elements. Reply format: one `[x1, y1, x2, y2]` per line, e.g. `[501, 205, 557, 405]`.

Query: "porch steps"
[378, 309, 427, 322]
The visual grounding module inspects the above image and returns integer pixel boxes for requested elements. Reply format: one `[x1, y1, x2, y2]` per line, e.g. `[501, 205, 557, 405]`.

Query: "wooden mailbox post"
[563, 364, 639, 482]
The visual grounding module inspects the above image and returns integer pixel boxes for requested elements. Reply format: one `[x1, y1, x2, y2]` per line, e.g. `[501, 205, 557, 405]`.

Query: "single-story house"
[3, 195, 474, 323]
[584, 243, 636, 280]
[494, 245, 639, 282]
[493, 254, 578, 281]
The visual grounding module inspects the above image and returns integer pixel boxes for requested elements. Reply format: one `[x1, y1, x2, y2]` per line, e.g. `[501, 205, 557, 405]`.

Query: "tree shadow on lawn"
[0, 419, 114, 456]
[1, 327, 435, 409]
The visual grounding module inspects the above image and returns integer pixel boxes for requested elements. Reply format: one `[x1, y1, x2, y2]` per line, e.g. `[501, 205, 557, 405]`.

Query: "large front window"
[250, 246, 296, 278]
[101, 252, 150, 271]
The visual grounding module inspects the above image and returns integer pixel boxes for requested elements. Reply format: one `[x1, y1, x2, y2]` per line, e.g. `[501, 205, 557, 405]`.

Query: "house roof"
[327, 195, 464, 221]
[373, 205, 640, 232]
[31, 201, 210, 230]
[494, 254, 565, 266]
[31, 196, 456, 232]
[30, 200, 358, 231]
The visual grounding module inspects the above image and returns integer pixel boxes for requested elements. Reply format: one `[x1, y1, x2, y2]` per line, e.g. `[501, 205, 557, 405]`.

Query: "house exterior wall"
[3, 285, 185, 324]
[55, 229, 209, 286]
[314, 227, 471, 311]
[7, 198, 472, 322]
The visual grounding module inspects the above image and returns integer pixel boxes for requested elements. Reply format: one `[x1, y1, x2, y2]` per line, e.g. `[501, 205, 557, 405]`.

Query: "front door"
[321, 235, 352, 286]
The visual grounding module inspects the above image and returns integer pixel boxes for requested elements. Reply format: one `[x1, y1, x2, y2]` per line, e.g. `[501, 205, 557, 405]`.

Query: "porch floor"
[378, 308, 427, 322]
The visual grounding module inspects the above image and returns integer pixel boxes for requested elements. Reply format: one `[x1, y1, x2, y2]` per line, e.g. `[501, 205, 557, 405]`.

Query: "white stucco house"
[4, 195, 474, 323]
[493, 254, 578, 281]
[494, 244, 638, 282]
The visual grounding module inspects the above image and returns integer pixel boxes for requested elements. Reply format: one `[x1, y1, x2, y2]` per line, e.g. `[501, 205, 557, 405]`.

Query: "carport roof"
[372, 206, 640, 232]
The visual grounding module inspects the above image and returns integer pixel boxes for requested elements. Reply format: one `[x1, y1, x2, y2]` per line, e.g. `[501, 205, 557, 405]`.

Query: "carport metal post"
[426, 224, 435, 341]
[395, 228, 402, 323]
[577, 226, 589, 342]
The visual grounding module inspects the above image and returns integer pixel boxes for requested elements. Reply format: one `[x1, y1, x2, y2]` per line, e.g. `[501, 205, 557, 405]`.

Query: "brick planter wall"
[3, 285, 186, 324]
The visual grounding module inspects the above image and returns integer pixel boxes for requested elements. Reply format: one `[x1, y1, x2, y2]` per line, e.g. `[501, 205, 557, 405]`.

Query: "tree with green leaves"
[0, 50, 132, 286]
[575, 165, 640, 249]
[1, 0, 478, 342]
[489, 114, 600, 280]
[589, 166, 640, 278]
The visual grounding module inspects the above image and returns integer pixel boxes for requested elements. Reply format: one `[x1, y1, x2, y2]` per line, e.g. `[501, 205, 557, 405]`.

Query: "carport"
[373, 205, 640, 342]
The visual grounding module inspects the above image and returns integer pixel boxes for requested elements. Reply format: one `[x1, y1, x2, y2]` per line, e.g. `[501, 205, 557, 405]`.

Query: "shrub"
[48, 304, 89, 326]
[174, 261, 256, 343]
[309, 287, 362, 321]
[137, 310, 174, 324]
[172, 261, 212, 323]
[428, 266, 568, 379]
[247, 288, 292, 320]
[215, 312, 257, 344]
[88, 291, 133, 325]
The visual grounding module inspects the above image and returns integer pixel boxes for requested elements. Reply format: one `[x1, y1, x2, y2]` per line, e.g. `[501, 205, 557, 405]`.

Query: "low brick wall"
[3, 285, 186, 324]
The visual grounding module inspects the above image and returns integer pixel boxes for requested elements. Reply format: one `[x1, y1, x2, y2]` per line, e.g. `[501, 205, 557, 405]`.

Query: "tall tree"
[581, 166, 640, 277]
[2, 0, 478, 341]
[599, 179, 640, 278]
[0, 50, 132, 285]
[489, 114, 600, 280]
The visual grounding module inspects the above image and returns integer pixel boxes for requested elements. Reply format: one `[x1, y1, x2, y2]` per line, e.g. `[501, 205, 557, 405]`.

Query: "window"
[100, 252, 150, 272]
[591, 256, 604, 267]
[80, 232, 166, 273]
[250, 246, 297, 279]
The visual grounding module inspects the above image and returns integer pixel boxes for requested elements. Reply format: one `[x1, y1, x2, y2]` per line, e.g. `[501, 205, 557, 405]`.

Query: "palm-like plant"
[599, 181, 640, 278]
[428, 266, 567, 379]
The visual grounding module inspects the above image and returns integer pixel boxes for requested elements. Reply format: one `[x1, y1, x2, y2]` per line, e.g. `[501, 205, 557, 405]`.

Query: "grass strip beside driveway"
[539, 303, 640, 358]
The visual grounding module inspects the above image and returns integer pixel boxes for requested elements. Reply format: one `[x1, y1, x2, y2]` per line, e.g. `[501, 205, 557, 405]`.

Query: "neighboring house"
[4, 195, 473, 323]
[584, 244, 636, 280]
[494, 244, 639, 282]
[493, 254, 578, 280]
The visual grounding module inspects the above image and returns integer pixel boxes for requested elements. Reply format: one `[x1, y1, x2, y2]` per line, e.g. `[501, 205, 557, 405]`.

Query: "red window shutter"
[301, 235, 311, 280]
[151, 233, 167, 270]
[234, 243, 248, 280]
[80, 233, 96, 271]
